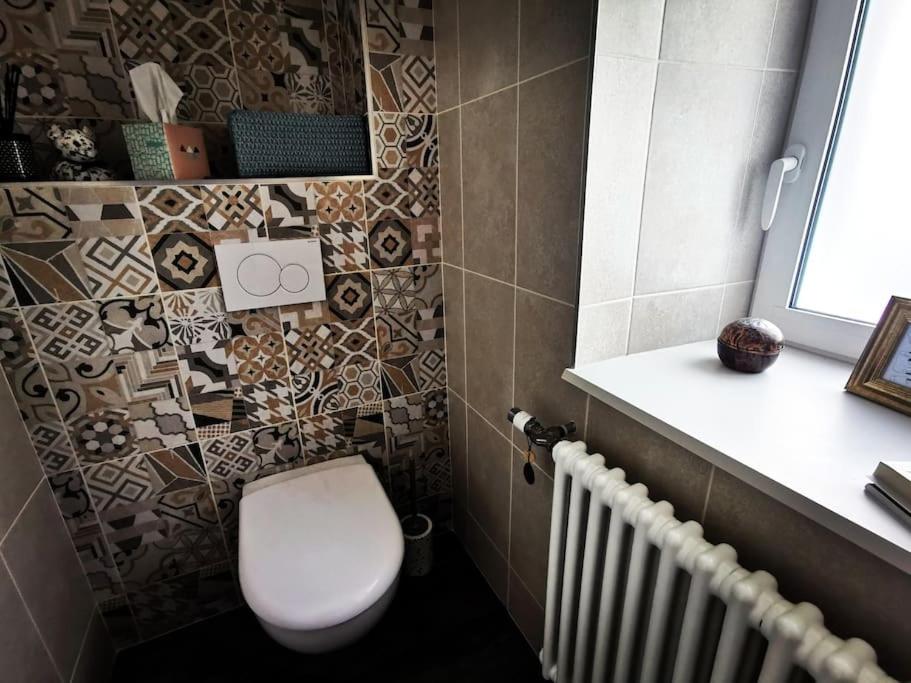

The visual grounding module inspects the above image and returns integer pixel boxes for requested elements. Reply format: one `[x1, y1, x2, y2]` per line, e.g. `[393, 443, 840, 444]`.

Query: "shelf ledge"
[564, 340, 911, 573]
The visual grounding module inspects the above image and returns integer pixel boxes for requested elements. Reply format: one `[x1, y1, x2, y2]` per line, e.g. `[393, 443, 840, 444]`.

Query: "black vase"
[0, 134, 37, 181]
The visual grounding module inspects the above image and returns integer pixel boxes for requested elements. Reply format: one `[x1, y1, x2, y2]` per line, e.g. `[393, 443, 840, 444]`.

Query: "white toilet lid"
[238, 457, 404, 631]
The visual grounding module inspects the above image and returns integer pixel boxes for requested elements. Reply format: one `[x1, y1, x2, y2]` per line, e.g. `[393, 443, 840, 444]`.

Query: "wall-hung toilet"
[238, 455, 404, 653]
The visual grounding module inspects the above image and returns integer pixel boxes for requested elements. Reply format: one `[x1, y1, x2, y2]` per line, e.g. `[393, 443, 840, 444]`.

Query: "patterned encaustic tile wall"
[0, 0, 445, 648]
[0, 0, 368, 179]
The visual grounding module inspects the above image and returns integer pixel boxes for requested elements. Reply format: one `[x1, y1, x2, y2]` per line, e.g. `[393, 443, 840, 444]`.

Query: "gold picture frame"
[846, 296, 911, 416]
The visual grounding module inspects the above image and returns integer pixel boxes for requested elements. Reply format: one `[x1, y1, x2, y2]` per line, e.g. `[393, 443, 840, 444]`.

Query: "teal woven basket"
[228, 111, 371, 178]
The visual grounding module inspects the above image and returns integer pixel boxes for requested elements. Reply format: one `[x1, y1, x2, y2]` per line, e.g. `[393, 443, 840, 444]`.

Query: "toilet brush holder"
[401, 513, 433, 577]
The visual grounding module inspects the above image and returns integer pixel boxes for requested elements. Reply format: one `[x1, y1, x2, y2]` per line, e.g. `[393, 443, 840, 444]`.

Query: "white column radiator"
[541, 440, 899, 683]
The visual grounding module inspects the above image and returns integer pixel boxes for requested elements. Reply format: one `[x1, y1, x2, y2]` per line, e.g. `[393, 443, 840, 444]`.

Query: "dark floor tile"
[112, 532, 540, 683]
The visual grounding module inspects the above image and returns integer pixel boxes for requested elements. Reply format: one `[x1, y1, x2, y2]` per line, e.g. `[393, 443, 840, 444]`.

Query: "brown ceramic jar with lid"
[717, 317, 784, 373]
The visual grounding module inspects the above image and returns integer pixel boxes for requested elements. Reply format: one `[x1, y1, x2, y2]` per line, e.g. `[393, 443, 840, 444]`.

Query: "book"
[871, 461, 911, 511]
[865, 483, 911, 528]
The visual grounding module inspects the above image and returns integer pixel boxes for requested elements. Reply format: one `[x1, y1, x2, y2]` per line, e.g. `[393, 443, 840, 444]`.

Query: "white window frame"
[751, 0, 873, 362]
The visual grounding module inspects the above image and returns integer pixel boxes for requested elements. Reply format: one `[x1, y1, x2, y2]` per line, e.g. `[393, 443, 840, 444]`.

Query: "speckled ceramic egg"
[717, 317, 784, 373]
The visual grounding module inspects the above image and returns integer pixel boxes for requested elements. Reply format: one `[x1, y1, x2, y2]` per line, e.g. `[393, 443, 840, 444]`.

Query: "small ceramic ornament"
[47, 124, 116, 181]
[717, 317, 784, 373]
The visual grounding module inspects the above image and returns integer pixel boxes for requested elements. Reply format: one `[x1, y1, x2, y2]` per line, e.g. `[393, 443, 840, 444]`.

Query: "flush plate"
[214, 238, 326, 312]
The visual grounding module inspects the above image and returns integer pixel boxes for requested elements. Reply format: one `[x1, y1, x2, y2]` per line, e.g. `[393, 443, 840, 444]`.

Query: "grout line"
[465, 399, 553, 482]
[585, 52, 799, 75]
[69, 606, 98, 683]
[0, 476, 44, 549]
[624, 54, 662, 354]
[438, 55, 602, 116]
[510, 565, 545, 612]
[582, 394, 591, 442]
[0, 552, 66, 682]
[455, 265, 575, 308]
[506, 0, 522, 608]
[700, 465, 717, 525]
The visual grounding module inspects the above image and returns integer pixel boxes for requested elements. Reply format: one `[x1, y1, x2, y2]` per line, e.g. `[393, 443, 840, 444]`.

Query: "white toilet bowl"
[238, 455, 404, 653]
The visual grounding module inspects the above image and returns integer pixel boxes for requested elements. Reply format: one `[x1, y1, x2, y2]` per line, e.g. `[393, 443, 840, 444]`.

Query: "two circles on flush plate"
[236, 253, 310, 297]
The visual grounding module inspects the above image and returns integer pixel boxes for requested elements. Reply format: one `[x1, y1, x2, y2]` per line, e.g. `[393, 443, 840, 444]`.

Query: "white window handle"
[761, 144, 805, 231]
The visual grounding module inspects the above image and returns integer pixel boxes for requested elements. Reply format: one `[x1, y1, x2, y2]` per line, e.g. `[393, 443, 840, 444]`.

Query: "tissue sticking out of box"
[129, 63, 183, 124]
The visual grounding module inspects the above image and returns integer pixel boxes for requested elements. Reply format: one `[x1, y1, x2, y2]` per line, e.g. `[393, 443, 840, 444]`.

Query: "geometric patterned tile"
[60, 186, 142, 237]
[23, 301, 111, 363]
[78, 235, 157, 299]
[242, 378, 294, 428]
[404, 114, 438, 167]
[0, 240, 92, 304]
[172, 64, 241, 123]
[0, 186, 71, 242]
[98, 295, 171, 353]
[372, 112, 408, 168]
[200, 185, 266, 231]
[68, 407, 140, 465]
[136, 185, 208, 234]
[319, 221, 369, 273]
[368, 217, 412, 267]
[148, 232, 218, 291]
[309, 181, 365, 223]
[380, 349, 446, 398]
[128, 562, 238, 640]
[364, 168, 410, 221]
[129, 395, 197, 453]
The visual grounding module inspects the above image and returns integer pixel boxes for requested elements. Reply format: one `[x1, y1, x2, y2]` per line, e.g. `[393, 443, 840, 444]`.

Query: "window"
[752, 0, 911, 360]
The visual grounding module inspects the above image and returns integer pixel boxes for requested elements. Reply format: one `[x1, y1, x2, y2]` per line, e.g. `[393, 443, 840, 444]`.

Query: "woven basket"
[228, 110, 371, 178]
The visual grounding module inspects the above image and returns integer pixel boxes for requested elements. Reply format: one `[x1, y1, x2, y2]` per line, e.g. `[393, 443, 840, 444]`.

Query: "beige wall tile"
[595, 0, 665, 59]
[660, 0, 777, 67]
[579, 57, 656, 305]
[766, 0, 813, 70]
[575, 299, 631, 366]
[635, 63, 762, 294]
[628, 287, 724, 354]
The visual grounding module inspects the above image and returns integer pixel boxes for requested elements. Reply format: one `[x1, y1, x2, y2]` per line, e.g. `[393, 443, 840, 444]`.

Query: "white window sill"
[563, 341, 911, 573]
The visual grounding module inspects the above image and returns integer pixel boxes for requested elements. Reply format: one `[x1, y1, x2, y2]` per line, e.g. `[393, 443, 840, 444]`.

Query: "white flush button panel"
[214, 239, 326, 311]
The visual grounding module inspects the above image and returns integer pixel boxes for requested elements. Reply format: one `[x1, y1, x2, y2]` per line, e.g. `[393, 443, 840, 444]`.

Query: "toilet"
[238, 455, 404, 653]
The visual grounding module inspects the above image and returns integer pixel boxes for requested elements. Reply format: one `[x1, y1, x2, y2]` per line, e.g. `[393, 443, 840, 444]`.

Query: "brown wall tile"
[508, 569, 545, 653]
[439, 109, 464, 266]
[513, 290, 587, 451]
[585, 398, 713, 523]
[71, 610, 116, 683]
[461, 87, 518, 282]
[517, 60, 589, 303]
[509, 450, 553, 604]
[442, 264, 466, 397]
[703, 468, 911, 680]
[519, 0, 596, 80]
[0, 559, 60, 682]
[465, 272, 515, 431]
[448, 389, 468, 505]
[434, 0, 461, 111]
[457, 0, 519, 102]
[1, 482, 96, 679]
[466, 408, 512, 552]
[0, 377, 43, 539]
[464, 511, 508, 602]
